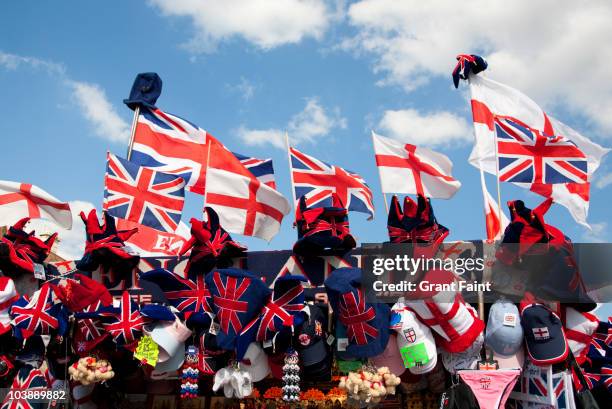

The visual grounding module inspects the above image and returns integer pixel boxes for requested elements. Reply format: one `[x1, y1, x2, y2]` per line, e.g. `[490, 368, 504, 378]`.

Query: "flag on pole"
[372, 132, 461, 199]
[104, 152, 186, 233]
[480, 169, 509, 241]
[233, 153, 277, 189]
[206, 139, 290, 241]
[289, 146, 375, 218]
[130, 107, 209, 194]
[0, 180, 72, 229]
[467, 74, 609, 227]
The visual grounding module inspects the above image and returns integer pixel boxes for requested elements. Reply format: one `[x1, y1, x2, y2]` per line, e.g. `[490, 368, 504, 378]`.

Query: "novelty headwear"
[205, 268, 271, 350]
[10, 283, 68, 340]
[103, 291, 146, 348]
[293, 193, 357, 256]
[0, 217, 56, 277]
[325, 267, 390, 358]
[179, 207, 246, 276]
[0, 277, 18, 335]
[387, 195, 449, 258]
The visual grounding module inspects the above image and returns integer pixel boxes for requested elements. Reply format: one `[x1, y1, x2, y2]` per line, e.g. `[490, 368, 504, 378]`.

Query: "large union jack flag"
[495, 116, 588, 185]
[209, 271, 250, 334]
[289, 147, 374, 218]
[10, 284, 66, 339]
[104, 152, 186, 233]
[233, 152, 277, 189]
[103, 291, 146, 346]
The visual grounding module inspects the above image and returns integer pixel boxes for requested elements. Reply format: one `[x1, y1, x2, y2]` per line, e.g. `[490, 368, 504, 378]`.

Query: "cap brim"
[524, 327, 568, 365]
[243, 359, 270, 382]
[371, 335, 406, 376]
[409, 352, 437, 374]
[300, 338, 328, 366]
[493, 345, 524, 369]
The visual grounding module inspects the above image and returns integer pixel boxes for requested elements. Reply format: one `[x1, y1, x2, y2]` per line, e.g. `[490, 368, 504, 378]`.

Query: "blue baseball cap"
[485, 299, 523, 356]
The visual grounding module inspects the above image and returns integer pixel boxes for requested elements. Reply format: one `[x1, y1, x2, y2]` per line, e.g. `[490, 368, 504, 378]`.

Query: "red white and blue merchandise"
[1, 364, 49, 409]
[233, 152, 277, 189]
[74, 301, 110, 353]
[0, 217, 57, 276]
[0, 276, 18, 335]
[325, 268, 389, 358]
[139, 268, 213, 328]
[10, 283, 68, 340]
[104, 152, 186, 233]
[494, 116, 587, 185]
[289, 146, 375, 219]
[205, 268, 270, 350]
[103, 291, 146, 347]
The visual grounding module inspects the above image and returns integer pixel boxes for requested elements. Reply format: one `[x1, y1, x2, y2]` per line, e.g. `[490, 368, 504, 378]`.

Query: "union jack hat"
[236, 274, 307, 359]
[1, 364, 48, 409]
[139, 268, 213, 329]
[10, 283, 68, 340]
[0, 277, 18, 335]
[324, 267, 390, 358]
[0, 217, 57, 277]
[452, 54, 487, 88]
[76, 209, 140, 279]
[103, 291, 147, 348]
[293, 193, 357, 256]
[205, 268, 271, 351]
[387, 195, 449, 258]
[179, 207, 247, 276]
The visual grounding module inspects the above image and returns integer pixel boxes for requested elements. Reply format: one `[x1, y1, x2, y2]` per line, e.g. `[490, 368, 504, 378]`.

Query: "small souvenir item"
[180, 345, 199, 399]
[282, 349, 300, 403]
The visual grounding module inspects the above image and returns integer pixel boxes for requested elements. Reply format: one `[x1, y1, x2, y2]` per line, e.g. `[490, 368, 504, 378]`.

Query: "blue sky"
[1, 1, 611, 263]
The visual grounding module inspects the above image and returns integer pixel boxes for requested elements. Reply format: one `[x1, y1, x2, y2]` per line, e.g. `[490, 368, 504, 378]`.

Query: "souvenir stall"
[0, 56, 610, 409]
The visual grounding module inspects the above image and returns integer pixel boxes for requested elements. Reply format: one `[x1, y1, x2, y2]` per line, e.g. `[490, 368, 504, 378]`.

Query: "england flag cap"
[520, 299, 568, 366]
[391, 302, 437, 374]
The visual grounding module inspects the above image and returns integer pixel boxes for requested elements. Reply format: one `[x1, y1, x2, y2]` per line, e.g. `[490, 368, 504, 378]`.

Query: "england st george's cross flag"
[468, 74, 610, 227]
[372, 132, 461, 199]
[289, 146, 375, 219]
[0, 180, 72, 229]
[104, 152, 186, 233]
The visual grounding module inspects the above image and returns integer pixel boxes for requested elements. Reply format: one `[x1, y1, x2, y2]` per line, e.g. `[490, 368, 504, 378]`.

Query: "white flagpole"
[371, 131, 389, 214]
[126, 106, 140, 160]
[203, 135, 212, 207]
[285, 131, 297, 213]
[492, 122, 504, 234]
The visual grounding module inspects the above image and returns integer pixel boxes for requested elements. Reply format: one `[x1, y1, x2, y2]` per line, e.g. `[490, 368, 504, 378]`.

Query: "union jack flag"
[130, 107, 209, 194]
[289, 147, 375, 218]
[152, 271, 212, 317]
[10, 284, 66, 339]
[1, 365, 48, 409]
[74, 301, 109, 353]
[210, 271, 250, 334]
[252, 282, 304, 342]
[104, 152, 186, 233]
[103, 291, 146, 346]
[338, 288, 378, 345]
[495, 116, 588, 185]
[233, 152, 277, 189]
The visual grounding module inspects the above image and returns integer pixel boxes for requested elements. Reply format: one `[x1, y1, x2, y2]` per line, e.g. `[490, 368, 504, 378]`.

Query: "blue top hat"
[123, 72, 163, 110]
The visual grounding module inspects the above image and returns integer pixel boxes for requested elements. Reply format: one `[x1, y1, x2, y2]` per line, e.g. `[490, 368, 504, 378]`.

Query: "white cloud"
[238, 97, 346, 148]
[27, 200, 96, 261]
[344, 0, 612, 135]
[150, 0, 332, 52]
[594, 172, 612, 189]
[69, 81, 131, 143]
[227, 77, 257, 101]
[0, 50, 130, 144]
[582, 221, 608, 243]
[377, 109, 471, 147]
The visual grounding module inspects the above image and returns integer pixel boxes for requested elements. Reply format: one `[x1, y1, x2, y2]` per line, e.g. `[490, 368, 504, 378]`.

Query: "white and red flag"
[479, 169, 509, 241]
[468, 74, 609, 226]
[0, 180, 72, 229]
[115, 217, 189, 257]
[372, 132, 461, 199]
[205, 138, 290, 241]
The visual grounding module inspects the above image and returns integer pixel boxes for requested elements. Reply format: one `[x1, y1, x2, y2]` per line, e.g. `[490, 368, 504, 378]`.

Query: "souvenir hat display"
[0, 61, 609, 409]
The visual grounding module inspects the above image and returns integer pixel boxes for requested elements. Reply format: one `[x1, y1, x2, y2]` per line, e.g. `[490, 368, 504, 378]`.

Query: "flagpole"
[492, 123, 504, 235]
[285, 131, 297, 213]
[203, 136, 212, 207]
[371, 131, 389, 214]
[126, 106, 140, 160]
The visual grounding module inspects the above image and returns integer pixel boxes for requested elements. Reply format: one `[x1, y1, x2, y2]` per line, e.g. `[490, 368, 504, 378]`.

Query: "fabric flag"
[0, 181, 72, 229]
[289, 146, 375, 218]
[372, 132, 461, 199]
[130, 107, 209, 194]
[480, 169, 509, 241]
[468, 74, 610, 226]
[233, 152, 277, 189]
[206, 139, 290, 241]
[104, 152, 186, 233]
[115, 217, 189, 257]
